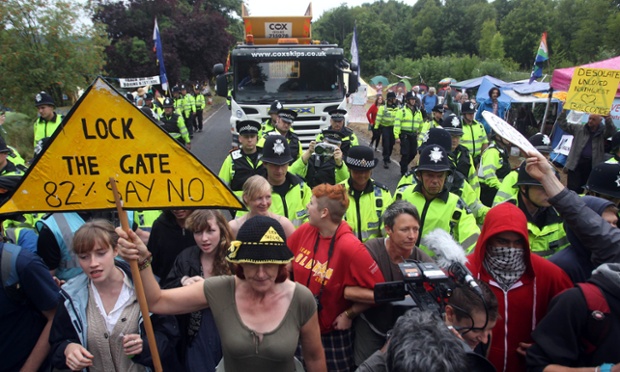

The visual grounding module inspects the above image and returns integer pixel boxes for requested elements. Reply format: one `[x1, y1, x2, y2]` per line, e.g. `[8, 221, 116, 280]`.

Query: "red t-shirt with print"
[288, 222, 385, 334]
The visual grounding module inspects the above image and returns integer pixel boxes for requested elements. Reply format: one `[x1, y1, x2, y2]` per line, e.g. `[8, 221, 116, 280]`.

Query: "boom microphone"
[421, 229, 482, 295]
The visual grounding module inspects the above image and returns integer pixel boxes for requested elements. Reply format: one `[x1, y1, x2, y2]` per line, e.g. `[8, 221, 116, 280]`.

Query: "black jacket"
[147, 211, 196, 279]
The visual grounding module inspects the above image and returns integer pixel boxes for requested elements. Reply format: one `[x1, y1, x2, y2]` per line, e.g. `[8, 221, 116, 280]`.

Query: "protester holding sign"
[49, 219, 180, 371]
[557, 109, 616, 193]
[117, 215, 327, 372]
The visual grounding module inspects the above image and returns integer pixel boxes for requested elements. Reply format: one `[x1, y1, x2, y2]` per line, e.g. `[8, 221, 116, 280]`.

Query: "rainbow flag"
[529, 32, 548, 83]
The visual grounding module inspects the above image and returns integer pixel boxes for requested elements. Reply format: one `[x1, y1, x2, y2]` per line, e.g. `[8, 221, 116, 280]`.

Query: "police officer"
[478, 130, 511, 206]
[218, 120, 266, 198]
[461, 101, 488, 167]
[194, 84, 205, 132]
[258, 108, 302, 164]
[33, 91, 63, 150]
[316, 109, 358, 157]
[0, 137, 26, 176]
[290, 130, 349, 188]
[260, 135, 311, 227]
[172, 86, 183, 113]
[139, 92, 160, 123]
[440, 114, 480, 196]
[584, 161, 620, 206]
[342, 145, 392, 242]
[395, 92, 424, 175]
[160, 97, 191, 149]
[417, 104, 444, 147]
[180, 84, 196, 137]
[376, 91, 400, 168]
[508, 162, 568, 257]
[493, 133, 553, 206]
[259, 100, 283, 137]
[394, 145, 480, 254]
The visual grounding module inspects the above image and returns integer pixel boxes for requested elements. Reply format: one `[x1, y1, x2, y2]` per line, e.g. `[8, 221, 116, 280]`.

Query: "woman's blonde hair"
[242, 175, 271, 206]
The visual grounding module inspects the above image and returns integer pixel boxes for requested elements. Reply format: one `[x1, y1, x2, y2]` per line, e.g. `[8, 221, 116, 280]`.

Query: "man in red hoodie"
[466, 202, 572, 372]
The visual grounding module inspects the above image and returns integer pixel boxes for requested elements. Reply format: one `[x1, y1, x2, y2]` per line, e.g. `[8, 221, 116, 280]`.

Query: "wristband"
[344, 309, 356, 319]
[600, 364, 613, 372]
[138, 252, 153, 271]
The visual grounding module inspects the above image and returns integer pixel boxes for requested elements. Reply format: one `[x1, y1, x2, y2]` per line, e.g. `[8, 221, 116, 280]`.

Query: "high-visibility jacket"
[315, 126, 358, 157]
[289, 155, 349, 189]
[160, 113, 190, 144]
[33, 113, 63, 147]
[461, 120, 488, 160]
[181, 93, 196, 118]
[342, 178, 392, 242]
[394, 106, 424, 138]
[259, 119, 276, 138]
[417, 118, 442, 147]
[218, 149, 266, 192]
[393, 184, 480, 254]
[174, 96, 184, 113]
[195, 93, 205, 110]
[493, 170, 519, 206]
[131, 210, 161, 232]
[270, 173, 311, 227]
[506, 197, 569, 258]
[397, 171, 488, 226]
[479, 143, 511, 190]
[375, 104, 399, 128]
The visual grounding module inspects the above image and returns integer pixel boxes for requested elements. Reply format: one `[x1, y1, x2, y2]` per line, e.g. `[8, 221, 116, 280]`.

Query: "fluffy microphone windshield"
[421, 228, 467, 269]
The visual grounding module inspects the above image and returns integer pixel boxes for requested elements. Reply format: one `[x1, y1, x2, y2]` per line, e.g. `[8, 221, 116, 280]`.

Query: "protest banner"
[119, 76, 161, 88]
[565, 67, 620, 115]
[482, 111, 538, 154]
[0, 77, 243, 214]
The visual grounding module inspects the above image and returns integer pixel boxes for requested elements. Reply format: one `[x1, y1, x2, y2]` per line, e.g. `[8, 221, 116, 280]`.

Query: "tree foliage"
[0, 0, 109, 114]
[93, 0, 240, 87]
[312, 0, 619, 85]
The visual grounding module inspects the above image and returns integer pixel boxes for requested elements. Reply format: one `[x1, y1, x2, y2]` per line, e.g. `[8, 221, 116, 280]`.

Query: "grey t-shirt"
[203, 276, 316, 372]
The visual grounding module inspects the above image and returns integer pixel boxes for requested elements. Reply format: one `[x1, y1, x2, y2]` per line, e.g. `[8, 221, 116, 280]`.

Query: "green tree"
[478, 20, 497, 58]
[313, 4, 354, 46]
[500, 0, 552, 67]
[409, 0, 443, 56]
[489, 32, 505, 59]
[415, 27, 437, 57]
[0, 0, 109, 115]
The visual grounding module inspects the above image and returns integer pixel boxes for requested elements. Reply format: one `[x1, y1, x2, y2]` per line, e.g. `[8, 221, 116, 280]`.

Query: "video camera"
[374, 261, 453, 315]
[314, 143, 337, 157]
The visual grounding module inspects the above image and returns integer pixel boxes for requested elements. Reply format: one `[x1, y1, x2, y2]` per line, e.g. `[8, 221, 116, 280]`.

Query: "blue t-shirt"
[422, 94, 438, 115]
[0, 247, 60, 371]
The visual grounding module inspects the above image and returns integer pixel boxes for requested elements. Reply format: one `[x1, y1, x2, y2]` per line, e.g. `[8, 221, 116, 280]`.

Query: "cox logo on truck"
[265, 22, 292, 39]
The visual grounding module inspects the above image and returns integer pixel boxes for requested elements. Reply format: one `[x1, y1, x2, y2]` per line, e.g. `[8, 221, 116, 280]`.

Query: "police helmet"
[419, 127, 452, 154]
[171, 86, 180, 93]
[35, 91, 55, 107]
[584, 162, 620, 199]
[162, 97, 174, 108]
[262, 134, 293, 165]
[461, 101, 476, 114]
[386, 92, 397, 100]
[528, 133, 552, 154]
[441, 114, 463, 136]
[416, 145, 451, 173]
[269, 100, 283, 114]
[514, 160, 559, 187]
[405, 91, 415, 101]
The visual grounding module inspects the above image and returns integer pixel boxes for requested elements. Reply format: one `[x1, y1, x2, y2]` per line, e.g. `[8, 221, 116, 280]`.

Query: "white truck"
[213, 3, 358, 148]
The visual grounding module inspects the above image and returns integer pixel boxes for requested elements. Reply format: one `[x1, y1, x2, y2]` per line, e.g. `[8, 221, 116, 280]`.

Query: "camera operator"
[352, 200, 434, 366]
[290, 130, 349, 188]
[355, 280, 498, 372]
[315, 109, 359, 157]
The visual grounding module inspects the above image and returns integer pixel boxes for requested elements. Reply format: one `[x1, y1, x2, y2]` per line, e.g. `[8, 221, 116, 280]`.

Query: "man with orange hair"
[288, 184, 385, 371]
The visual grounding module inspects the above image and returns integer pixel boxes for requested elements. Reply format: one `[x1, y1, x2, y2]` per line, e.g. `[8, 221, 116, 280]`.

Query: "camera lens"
[315, 145, 325, 155]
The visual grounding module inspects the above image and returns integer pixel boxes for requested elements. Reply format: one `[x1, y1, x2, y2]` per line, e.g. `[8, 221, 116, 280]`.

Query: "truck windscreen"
[234, 58, 344, 103]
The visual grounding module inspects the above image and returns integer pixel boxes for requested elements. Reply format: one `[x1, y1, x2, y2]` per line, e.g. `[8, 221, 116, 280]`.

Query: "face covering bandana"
[484, 246, 527, 290]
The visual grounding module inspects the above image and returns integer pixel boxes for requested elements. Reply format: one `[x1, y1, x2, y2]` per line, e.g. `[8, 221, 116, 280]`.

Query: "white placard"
[481, 111, 538, 154]
[119, 76, 161, 88]
[264, 22, 292, 39]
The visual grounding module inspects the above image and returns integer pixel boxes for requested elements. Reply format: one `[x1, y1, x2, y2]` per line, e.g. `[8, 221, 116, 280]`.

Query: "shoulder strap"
[2, 242, 25, 302]
[577, 282, 611, 355]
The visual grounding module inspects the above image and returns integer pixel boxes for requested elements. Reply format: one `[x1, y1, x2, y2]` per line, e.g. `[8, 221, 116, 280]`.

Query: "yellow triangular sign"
[260, 226, 284, 243]
[0, 77, 243, 214]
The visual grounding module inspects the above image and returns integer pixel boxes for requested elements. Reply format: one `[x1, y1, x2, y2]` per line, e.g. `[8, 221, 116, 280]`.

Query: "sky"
[243, 0, 419, 19]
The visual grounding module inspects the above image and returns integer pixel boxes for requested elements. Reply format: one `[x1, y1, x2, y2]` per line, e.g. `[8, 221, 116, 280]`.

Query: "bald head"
[587, 114, 603, 131]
